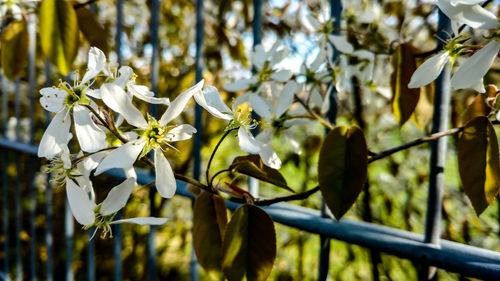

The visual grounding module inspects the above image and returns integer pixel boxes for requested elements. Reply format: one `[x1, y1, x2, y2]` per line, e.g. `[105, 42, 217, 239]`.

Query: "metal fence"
[1, 0, 500, 280]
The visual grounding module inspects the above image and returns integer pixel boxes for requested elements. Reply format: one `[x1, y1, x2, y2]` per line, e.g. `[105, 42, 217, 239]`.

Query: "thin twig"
[206, 129, 236, 188]
[230, 186, 321, 206]
[209, 168, 232, 189]
[72, 146, 116, 167]
[295, 96, 335, 130]
[369, 127, 464, 163]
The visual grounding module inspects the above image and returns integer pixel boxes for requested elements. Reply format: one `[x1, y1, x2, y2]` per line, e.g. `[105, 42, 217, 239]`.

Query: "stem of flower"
[206, 128, 236, 189]
[294, 95, 334, 130]
[84, 104, 128, 144]
[368, 127, 465, 163]
[230, 185, 321, 206]
[209, 168, 232, 189]
[72, 146, 117, 168]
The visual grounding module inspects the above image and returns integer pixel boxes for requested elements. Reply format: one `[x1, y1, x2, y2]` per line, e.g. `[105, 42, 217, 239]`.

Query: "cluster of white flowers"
[38, 45, 311, 237]
[409, 0, 500, 93]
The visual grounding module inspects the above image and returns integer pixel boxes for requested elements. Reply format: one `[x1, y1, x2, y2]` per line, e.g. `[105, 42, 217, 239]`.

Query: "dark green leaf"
[318, 126, 368, 220]
[458, 116, 500, 215]
[193, 191, 227, 279]
[1, 20, 29, 81]
[76, 7, 109, 55]
[39, 0, 79, 75]
[391, 43, 420, 126]
[222, 204, 276, 281]
[230, 155, 294, 192]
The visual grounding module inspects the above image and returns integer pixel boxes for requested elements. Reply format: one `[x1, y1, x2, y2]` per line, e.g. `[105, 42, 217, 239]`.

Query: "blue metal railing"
[1, 1, 500, 281]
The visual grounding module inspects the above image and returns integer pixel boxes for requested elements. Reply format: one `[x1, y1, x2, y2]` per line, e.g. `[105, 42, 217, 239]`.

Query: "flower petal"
[94, 139, 146, 176]
[451, 40, 500, 91]
[81, 47, 106, 84]
[39, 88, 67, 113]
[276, 81, 297, 118]
[73, 105, 106, 153]
[408, 51, 450, 88]
[166, 124, 197, 142]
[223, 78, 256, 92]
[238, 126, 261, 154]
[194, 86, 233, 120]
[159, 80, 204, 126]
[101, 83, 148, 128]
[248, 94, 272, 121]
[110, 217, 167, 225]
[100, 177, 136, 216]
[328, 35, 354, 54]
[270, 69, 293, 82]
[114, 66, 134, 89]
[437, 0, 499, 30]
[66, 179, 95, 227]
[128, 84, 170, 105]
[259, 144, 281, 169]
[154, 149, 176, 198]
[38, 109, 71, 158]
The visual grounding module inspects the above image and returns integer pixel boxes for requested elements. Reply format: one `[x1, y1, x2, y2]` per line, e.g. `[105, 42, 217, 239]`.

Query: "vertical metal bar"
[116, 0, 123, 66]
[13, 78, 22, 280]
[65, 200, 74, 281]
[248, 0, 262, 197]
[421, 10, 451, 281]
[114, 2, 124, 281]
[317, 2, 342, 281]
[27, 11, 37, 281]
[148, 1, 160, 281]
[147, 191, 157, 281]
[87, 228, 95, 281]
[150, 0, 160, 118]
[191, 0, 204, 279]
[44, 61, 53, 281]
[252, 0, 262, 48]
[42, 61, 53, 281]
[1, 65, 9, 280]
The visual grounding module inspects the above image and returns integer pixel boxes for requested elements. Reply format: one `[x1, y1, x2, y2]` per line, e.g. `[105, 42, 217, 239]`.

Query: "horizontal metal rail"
[1, 137, 500, 279]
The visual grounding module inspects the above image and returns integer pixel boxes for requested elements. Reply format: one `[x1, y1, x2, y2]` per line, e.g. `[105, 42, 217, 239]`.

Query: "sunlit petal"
[154, 149, 176, 198]
[451, 40, 500, 92]
[38, 109, 71, 158]
[100, 178, 136, 215]
[166, 124, 197, 142]
[408, 52, 450, 88]
[238, 126, 261, 154]
[159, 80, 204, 126]
[94, 139, 146, 176]
[110, 217, 167, 225]
[193, 86, 233, 120]
[66, 179, 95, 227]
[73, 105, 106, 153]
[101, 83, 148, 128]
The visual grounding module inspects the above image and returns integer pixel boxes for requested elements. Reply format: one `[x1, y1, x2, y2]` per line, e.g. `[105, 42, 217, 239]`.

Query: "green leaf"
[222, 204, 276, 281]
[318, 126, 368, 220]
[1, 20, 29, 81]
[230, 155, 294, 192]
[39, 0, 79, 75]
[458, 116, 500, 215]
[391, 43, 420, 126]
[76, 7, 109, 55]
[193, 191, 227, 279]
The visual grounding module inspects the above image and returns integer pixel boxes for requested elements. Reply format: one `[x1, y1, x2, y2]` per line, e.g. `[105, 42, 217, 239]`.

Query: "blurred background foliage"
[1, 0, 500, 280]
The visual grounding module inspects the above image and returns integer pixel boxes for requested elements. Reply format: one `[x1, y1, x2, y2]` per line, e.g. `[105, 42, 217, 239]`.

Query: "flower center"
[226, 105, 258, 131]
[258, 61, 274, 82]
[86, 204, 116, 239]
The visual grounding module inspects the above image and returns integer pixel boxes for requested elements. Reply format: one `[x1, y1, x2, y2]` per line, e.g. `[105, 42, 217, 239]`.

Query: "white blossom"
[66, 178, 167, 239]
